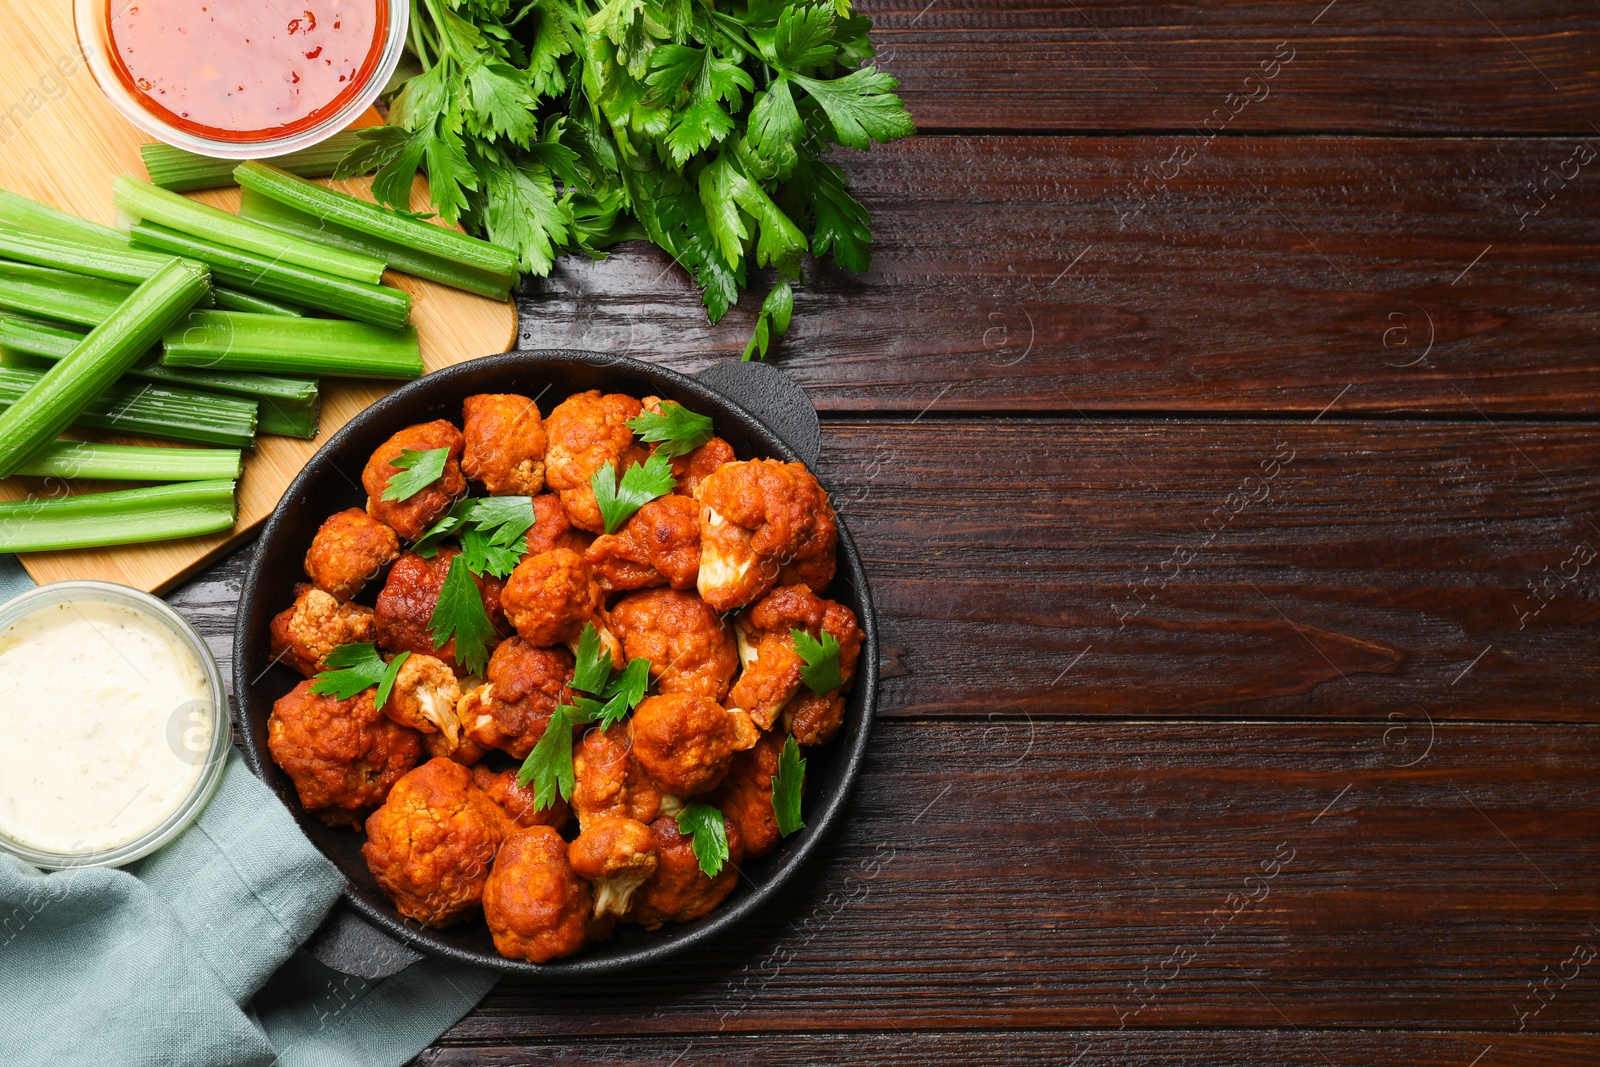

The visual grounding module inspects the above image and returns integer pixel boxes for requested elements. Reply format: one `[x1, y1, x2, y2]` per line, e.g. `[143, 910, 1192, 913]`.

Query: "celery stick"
[0, 365, 256, 448]
[162, 310, 422, 379]
[141, 132, 367, 192]
[0, 261, 134, 326]
[0, 479, 237, 552]
[128, 221, 410, 330]
[13, 441, 242, 481]
[234, 162, 519, 277]
[0, 258, 213, 475]
[113, 175, 386, 284]
[238, 187, 514, 301]
[0, 190, 129, 250]
[211, 286, 305, 316]
[0, 226, 180, 285]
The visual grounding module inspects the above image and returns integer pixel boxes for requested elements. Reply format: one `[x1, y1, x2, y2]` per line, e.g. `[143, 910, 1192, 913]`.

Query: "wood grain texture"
[858, 0, 1600, 133]
[518, 135, 1600, 415]
[173, 419, 1600, 726]
[0, 5, 517, 594]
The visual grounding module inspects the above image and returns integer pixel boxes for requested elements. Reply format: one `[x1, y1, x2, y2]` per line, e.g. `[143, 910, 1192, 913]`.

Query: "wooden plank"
[424, 719, 1600, 1036]
[177, 419, 1600, 724]
[858, 0, 1600, 133]
[0, 8, 517, 593]
[518, 135, 1600, 415]
[422, 1031, 1600, 1066]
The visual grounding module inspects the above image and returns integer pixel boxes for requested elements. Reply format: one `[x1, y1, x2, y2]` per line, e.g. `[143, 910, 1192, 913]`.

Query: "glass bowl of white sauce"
[0, 580, 229, 869]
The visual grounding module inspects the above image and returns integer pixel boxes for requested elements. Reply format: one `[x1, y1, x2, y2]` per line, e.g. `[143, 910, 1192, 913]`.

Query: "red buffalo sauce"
[105, 0, 387, 142]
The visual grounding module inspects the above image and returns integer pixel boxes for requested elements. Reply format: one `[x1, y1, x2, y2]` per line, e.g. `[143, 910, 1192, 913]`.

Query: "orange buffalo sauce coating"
[105, 0, 386, 141]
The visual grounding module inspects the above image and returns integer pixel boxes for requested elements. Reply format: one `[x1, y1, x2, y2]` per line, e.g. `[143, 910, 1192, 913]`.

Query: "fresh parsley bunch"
[338, 0, 914, 357]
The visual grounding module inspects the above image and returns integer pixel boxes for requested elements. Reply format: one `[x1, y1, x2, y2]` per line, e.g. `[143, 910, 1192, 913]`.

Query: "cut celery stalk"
[211, 286, 306, 316]
[0, 190, 129, 250]
[0, 225, 180, 284]
[234, 162, 519, 277]
[238, 187, 514, 301]
[0, 364, 257, 448]
[112, 175, 386, 284]
[0, 258, 213, 476]
[0, 479, 237, 551]
[162, 310, 422, 379]
[128, 221, 410, 330]
[0, 261, 135, 326]
[13, 440, 242, 481]
[141, 132, 367, 192]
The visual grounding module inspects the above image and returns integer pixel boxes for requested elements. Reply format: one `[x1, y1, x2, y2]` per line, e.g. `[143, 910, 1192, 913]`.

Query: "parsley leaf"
[427, 554, 497, 675]
[382, 447, 450, 503]
[792, 627, 843, 694]
[309, 644, 411, 709]
[676, 802, 731, 878]
[569, 622, 614, 695]
[516, 698, 604, 806]
[598, 656, 651, 725]
[413, 496, 534, 576]
[591, 451, 677, 533]
[791, 68, 917, 151]
[744, 279, 794, 361]
[771, 734, 806, 836]
[626, 401, 714, 459]
[412, 498, 476, 557]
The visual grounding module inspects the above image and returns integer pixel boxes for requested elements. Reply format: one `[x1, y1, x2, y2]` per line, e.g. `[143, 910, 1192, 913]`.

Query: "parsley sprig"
[382, 447, 449, 502]
[426, 554, 498, 675]
[309, 643, 411, 709]
[414, 495, 535, 577]
[626, 402, 714, 459]
[792, 627, 842, 694]
[592, 452, 677, 533]
[771, 734, 806, 836]
[676, 802, 731, 877]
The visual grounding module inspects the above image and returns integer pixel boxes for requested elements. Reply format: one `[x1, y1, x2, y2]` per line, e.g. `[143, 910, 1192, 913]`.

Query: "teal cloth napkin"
[0, 556, 500, 1066]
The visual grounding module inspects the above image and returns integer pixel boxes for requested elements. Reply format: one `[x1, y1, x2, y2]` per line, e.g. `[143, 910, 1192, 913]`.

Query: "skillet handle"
[696, 361, 821, 468]
[303, 900, 424, 979]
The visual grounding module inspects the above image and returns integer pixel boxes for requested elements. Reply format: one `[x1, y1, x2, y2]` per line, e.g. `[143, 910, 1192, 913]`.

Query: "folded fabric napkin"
[0, 556, 500, 1067]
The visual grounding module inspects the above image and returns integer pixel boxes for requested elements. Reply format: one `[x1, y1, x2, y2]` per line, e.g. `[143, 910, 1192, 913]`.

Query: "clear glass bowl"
[73, 0, 409, 160]
[0, 581, 231, 870]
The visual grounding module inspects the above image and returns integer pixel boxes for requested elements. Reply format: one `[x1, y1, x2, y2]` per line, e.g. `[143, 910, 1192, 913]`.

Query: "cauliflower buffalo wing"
[361, 420, 467, 540]
[374, 547, 504, 676]
[304, 508, 401, 601]
[608, 588, 738, 702]
[628, 693, 759, 797]
[583, 494, 701, 592]
[268, 680, 421, 825]
[270, 584, 376, 677]
[472, 765, 571, 830]
[462, 393, 546, 496]
[694, 459, 838, 611]
[381, 653, 462, 743]
[362, 757, 512, 927]
[568, 815, 659, 919]
[526, 493, 593, 557]
[499, 548, 618, 659]
[625, 814, 743, 929]
[543, 390, 648, 534]
[422, 730, 486, 766]
[728, 584, 863, 743]
[483, 825, 606, 962]
[638, 396, 734, 500]
[711, 730, 788, 859]
[571, 723, 668, 830]
[458, 637, 575, 759]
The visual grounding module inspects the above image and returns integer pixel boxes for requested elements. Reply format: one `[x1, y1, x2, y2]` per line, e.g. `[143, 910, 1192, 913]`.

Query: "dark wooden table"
[173, 3, 1600, 1063]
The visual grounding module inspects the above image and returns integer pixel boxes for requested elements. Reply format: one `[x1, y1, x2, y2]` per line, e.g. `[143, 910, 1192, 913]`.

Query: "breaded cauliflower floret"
[583, 494, 701, 592]
[711, 730, 788, 859]
[625, 814, 743, 929]
[543, 390, 648, 534]
[422, 729, 486, 767]
[728, 584, 863, 742]
[361, 420, 467, 540]
[608, 588, 738, 702]
[483, 825, 609, 962]
[457, 637, 575, 759]
[270, 583, 376, 677]
[472, 765, 571, 830]
[568, 815, 660, 918]
[629, 693, 759, 797]
[694, 459, 838, 612]
[304, 507, 401, 600]
[571, 723, 669, 830]
[374, 547, 504, 676]
[462, 393, 546, 496]
[526, 493, 594, 557]
[499, 548, 619, 660]
[361, 757, 512, 928]
[268, 680, 421, 825]
[380, 653, 462, 743]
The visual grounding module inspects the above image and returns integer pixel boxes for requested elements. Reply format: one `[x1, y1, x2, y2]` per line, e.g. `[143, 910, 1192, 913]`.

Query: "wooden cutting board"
[0, 5, 518, 593]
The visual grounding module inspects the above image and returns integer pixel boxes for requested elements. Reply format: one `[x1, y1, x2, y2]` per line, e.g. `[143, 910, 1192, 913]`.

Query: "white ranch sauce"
[0, 600, 211, 855]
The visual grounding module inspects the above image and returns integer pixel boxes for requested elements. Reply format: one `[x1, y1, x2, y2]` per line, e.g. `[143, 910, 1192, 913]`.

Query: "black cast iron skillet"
[234, 350, 877, 978]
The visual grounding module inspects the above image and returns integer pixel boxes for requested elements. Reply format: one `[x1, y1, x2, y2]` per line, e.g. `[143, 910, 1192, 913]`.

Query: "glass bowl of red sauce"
[76, 0, 408, 158]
